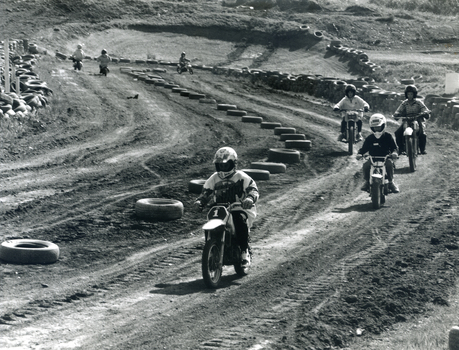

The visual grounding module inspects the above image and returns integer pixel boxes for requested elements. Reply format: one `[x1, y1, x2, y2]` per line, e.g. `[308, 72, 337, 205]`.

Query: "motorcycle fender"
[203, 219, 226, 231]
[403, 127, 413, 136]
[371, 173, 383, 181]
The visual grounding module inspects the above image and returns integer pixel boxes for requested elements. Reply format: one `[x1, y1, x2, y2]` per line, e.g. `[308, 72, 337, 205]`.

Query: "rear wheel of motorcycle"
[202, 239, 223, 289]
[348, 125, 354, 155]
[371, 183, 381, 209]
[406, 135, 416, 172]
[189, 68, 193, 75]
[177, 67, 181, 74]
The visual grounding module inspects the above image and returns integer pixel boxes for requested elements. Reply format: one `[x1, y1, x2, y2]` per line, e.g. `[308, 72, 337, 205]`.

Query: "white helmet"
[213, 147, 237, 179]
[369, 113, 386, 139]
[77, 44, 83, 49]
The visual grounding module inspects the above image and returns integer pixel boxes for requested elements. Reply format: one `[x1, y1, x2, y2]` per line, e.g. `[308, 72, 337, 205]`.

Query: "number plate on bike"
[207, 206, 229, 221]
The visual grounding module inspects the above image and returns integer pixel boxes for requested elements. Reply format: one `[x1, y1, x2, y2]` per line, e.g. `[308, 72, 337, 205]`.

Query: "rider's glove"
[356, 154, 363, 161]
[194, 200, 203, 212]
[242, 197, 254, 209]
[393, 114, 400, 121]
[390, 152, 399, 161]
[333, 107, 340, 112]
[364, 106, 369, 112]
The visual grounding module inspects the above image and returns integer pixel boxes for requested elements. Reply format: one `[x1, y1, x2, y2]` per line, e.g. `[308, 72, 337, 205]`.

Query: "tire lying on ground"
[241, 116, 263, 123]
[188, 179, 206, 194]
[250, 162, 286, 174]
[0, 239, 60, 264]
[260, 122, 282, 129]
[274, 127, 296, 135]
[135, 198, 184, 221]
[199, 98, 217, 104]
[189, 93, 206, 100]
[285, 140, 311, 150]
[227, 109, 247, 116]
[241, 169, 270, 180]
[217, 104, 237, 111]
[279, 133, 306, 141]
[268, 148, 301, 163]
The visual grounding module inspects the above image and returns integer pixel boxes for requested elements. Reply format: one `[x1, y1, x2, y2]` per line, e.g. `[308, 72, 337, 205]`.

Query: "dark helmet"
[404, 85, 418, 99]
[101, 49, 107, 55]
[345, 84, 357, 97]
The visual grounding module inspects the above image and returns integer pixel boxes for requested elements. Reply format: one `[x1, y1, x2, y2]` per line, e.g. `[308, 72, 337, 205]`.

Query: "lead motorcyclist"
[356, 114, 400, 193]
[393, 85, 430, 155]
[333, 84, 370, 142]
[194, 147, 259, 267]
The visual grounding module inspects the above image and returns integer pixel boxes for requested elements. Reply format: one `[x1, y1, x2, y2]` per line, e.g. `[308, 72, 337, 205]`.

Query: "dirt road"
[1, 52, 459, 350]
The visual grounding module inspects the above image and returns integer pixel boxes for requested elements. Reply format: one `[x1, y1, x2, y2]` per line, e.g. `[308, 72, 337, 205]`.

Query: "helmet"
[345, 84, 357, 97]
[101, 49, 107, 55]
[77, 44, 82, 49]
[213, 147, 237, 178]
[181, 52, 186, 56]
[404, 85, 418, 99]
[369, 113, 386, 139]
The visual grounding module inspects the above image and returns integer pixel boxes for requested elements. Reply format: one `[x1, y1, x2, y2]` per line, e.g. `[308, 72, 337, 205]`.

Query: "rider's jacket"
[179, 56, 190, 66]
[97, 54, 111, 68]
[358, 133, 398, 157]
[394, 99, 430, 121]
[334, 96, 369, 112]
[197, 170, 259, 226]
[71, 49, 85, 61]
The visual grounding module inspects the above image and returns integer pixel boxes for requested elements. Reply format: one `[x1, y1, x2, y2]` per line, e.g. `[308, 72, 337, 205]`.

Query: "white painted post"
[4, 38, 10, 93]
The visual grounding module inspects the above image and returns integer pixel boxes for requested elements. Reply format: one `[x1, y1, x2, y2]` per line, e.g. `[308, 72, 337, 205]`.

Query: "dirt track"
[2, 1, 459, 349]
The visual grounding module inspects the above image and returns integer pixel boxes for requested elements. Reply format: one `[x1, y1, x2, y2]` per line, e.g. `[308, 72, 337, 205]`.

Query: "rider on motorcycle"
[97, 49, 111, 76]
[393, 85, 430, 155]
[333, 84, 370, 142]
[179, 52, 190, 68]
[356, 114, 400, 193]
[71, 44, 85, 71]
[194, 147, 259, 267]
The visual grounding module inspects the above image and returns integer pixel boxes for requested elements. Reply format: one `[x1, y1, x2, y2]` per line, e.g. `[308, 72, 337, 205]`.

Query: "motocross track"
[1, 1, 459, 350]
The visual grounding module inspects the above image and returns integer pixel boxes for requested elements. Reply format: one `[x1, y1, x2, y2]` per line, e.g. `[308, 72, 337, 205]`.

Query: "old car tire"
[217, 104, 237, 111]
[241, 116, 263, 123]
[285, 140, 312, 150]
[188, 179, 206, 194]
[227, 109, 247, 116]
[268, 148, 301, 163]
[135, 198, 184, 221]
[274, 127, 296, 135]
[241, 169, 270, 180]
[250, 162, 286, 174]
[279, 133, 306, 141]
[0, 239, 60, 264]
[260, 122, 282, 129]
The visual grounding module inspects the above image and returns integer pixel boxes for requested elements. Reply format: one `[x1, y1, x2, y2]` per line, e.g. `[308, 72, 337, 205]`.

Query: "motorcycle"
[399, 113, 420, 172]
[201, 202, 251, 288]
[338, 109, 364, 155]
[100, 66, 109, 76]
[362, 154, 392, 209]
[177, 62, 193, 75]
[72, 58, 82, 71]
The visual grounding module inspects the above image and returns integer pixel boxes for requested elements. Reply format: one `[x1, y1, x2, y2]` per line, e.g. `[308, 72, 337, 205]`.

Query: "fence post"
[4, 38, 10, 93]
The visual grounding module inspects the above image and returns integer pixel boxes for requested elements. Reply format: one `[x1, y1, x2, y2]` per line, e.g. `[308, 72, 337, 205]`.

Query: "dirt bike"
[100, 66, 109, 76]
[398, 113, 420, 172]
[201, 202, 251, 288]
[338, 109, 365, 155]
[177, 62, 193, 74]
[362, 154, 391, 209]
[72, 58, 82, 71]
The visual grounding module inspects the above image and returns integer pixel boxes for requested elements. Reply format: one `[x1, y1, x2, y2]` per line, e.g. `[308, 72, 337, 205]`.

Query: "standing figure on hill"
[71, 44, 85, 71]
[97, 49, 111, 76]
[333, 84, 370, 142]
[356, 113, 400, 193]
[194, 147, 259, 267]
[393, 85, 430, 155]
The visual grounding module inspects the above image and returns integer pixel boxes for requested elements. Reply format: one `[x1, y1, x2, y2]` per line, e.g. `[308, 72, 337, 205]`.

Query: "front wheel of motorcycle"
[371, 182, 382, 209]
[348, 124, 354, 155]
[202, 239, 223, 288]
[406, 135, 417, 172]
[189, 68, 194, 75]
[234, 247, 249, 277]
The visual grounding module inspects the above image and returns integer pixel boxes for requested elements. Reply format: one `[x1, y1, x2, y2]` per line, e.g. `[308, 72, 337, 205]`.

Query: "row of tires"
[124, 66, 311, 221]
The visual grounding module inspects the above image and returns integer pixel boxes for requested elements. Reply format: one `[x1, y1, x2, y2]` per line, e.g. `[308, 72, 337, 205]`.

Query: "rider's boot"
[419, 134, 427, 154]
[241, 249, 251, 267]
[338, 133, 345, 142]
[360, 181, 370, 192]
[356, 132, 363, 141]
[388, 182, 400, 193]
